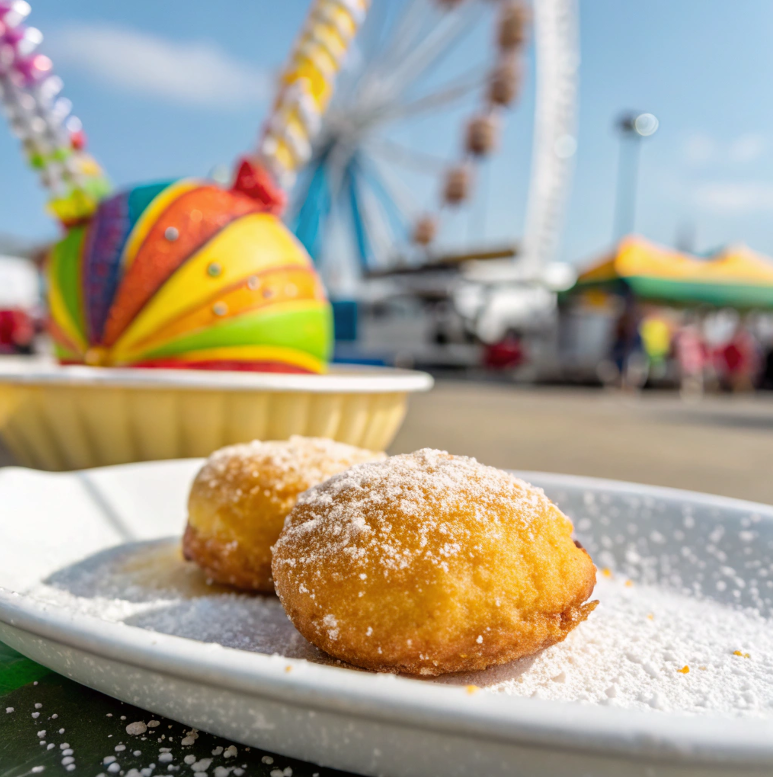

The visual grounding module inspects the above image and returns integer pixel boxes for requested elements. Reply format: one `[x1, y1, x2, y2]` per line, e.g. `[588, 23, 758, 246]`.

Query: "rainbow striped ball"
[47, 179, 332, 373]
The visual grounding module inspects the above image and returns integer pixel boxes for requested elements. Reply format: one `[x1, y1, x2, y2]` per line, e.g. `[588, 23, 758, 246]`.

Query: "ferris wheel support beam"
[358, 0, 432, 92]
[292, 149, 333, 262]
[377, 67, 488, 124]
[366, 137, 448, 175]
[520, 0, 579, 278]
[376, 3, 482, 105]
[343, 162, 373, 271]
[363, 150, 428, 246]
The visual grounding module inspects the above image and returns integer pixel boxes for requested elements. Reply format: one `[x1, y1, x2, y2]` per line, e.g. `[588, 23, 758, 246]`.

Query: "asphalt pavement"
[1, 381, 771, 505]
[390, 382, 773, 505]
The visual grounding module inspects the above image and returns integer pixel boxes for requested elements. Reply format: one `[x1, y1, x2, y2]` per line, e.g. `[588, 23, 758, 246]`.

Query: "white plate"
[0, 461, 772, 777]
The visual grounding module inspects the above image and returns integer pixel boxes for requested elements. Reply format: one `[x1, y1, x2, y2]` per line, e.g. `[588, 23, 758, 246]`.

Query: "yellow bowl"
[0, 360, 433, 471]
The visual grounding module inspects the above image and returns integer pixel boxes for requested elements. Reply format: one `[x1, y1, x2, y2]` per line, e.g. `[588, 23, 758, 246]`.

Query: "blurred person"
[608, 297, 645, 390]
[484, 329, 526, 371]
[640, 313, 672, 383]
[0, 308, 35, 355]
[716, 322, 760, 392]
[673, 313, 706, 399]
[761, 341, 773, 391]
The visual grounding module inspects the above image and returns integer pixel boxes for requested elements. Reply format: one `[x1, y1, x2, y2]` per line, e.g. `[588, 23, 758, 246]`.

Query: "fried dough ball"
[183, 436, 385, 591]
[272, 449, 597, 676]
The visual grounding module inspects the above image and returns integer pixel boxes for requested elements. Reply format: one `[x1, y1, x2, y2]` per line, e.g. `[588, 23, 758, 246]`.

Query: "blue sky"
[2, 0, 773, 268]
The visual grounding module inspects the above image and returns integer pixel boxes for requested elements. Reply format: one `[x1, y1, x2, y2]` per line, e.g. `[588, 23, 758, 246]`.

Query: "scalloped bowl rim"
[0, 361, 434, 394]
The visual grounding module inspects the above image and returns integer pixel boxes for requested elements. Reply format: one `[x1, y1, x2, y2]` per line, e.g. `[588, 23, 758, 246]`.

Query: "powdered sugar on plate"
[29, 540, 331, 665]
[27, 537, 773, 719]
[441, 574, 773, 718]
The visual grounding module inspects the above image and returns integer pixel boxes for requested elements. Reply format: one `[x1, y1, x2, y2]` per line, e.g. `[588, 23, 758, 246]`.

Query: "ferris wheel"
[288, 0, 579, 296]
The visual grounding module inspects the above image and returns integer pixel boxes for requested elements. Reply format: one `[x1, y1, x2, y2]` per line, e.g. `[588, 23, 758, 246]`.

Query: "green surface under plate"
[0, 642, 352, 777]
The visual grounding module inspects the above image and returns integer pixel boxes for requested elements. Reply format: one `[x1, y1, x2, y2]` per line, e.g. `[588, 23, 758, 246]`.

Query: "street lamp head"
[617, 111, 659, 138]
[633, 113, 658, 137]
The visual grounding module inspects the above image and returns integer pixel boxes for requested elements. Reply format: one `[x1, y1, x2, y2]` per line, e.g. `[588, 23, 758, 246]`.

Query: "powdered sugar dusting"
[29, 540, 333, 665]
[441, 574, 773, 717]
[196, 436, 385, 501]
[26, 537, 773, 719]
[275, 448, 564, 576]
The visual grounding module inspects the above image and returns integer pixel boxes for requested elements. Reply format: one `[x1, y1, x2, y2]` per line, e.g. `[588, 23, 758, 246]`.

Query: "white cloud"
[694, 181, 773, 213]
[729, 133, 766, 164]
[684, 132, 767, 167]
[684, 133, 716, 165]
[49, 23, 270, 109]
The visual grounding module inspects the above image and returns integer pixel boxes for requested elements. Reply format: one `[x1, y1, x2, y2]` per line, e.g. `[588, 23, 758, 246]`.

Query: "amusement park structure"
[289, 0, 579, 298]
[286, 0, 579, 369]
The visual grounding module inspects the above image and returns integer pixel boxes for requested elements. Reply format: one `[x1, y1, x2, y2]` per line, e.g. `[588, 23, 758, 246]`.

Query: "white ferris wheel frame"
[521, 0, 579, 277]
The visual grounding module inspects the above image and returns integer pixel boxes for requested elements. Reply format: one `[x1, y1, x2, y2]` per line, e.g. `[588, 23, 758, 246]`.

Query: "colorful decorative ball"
[47, 179, 333, 374]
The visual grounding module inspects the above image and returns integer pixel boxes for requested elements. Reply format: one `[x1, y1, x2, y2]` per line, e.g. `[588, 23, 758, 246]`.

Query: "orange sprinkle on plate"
[677, 666, 690, 674]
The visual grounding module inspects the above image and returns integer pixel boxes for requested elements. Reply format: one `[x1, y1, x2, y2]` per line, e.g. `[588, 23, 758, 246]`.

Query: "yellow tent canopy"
[572, 236, 773, 309]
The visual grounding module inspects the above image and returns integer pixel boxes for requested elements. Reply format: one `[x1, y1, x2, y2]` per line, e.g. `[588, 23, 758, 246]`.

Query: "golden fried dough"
[183, 436, 384, 591]
[272, 449, 597, 676]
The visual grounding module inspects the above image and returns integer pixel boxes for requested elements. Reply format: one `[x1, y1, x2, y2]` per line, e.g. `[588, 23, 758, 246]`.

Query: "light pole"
[613, 112, 658, 241]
